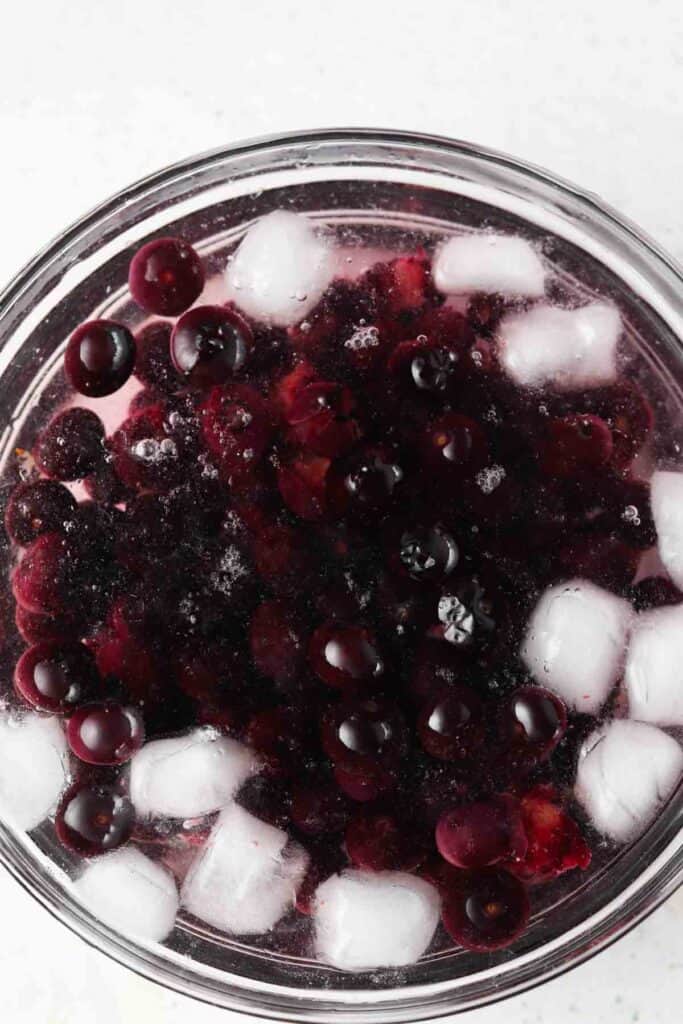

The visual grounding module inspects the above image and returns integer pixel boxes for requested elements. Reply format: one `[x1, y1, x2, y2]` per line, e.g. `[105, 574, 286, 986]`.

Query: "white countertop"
[0, 0, 681, 1019]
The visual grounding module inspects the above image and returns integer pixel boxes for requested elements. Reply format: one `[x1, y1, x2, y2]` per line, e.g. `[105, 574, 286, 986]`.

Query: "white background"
[1, 0, 682, 1020]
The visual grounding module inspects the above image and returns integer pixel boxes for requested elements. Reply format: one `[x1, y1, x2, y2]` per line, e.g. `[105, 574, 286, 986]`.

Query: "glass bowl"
[0, 129, 681, 1022]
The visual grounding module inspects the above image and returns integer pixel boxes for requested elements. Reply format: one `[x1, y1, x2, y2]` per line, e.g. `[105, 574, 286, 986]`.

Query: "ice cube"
[575, 719, 682, 842]
[651, 470, 683, 590]
[0, 713, 68, 831]
[130, 728, 259, 819]
[314, 869, 441, 971]
[624, 604, 683, 725]
[432, 234, 545, 298]
[73, 847, 178, 943]
[182, 803, 308, 934]
[498, 302, 621, 389]
[521, 579, 632, 713]
[224, 210, 334, 327]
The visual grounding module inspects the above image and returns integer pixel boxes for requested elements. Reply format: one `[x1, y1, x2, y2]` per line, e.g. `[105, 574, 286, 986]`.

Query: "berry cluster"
[5, 233, 663, 954]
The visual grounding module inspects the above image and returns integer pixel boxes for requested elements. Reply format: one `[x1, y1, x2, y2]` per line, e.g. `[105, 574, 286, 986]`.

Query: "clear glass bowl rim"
[0, 127, 681, 1022]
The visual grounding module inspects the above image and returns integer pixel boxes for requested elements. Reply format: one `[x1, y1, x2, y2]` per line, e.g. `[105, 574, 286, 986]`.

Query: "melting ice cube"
[625, 603, 683, 725]
[575, 719, 682, 842]
[521, 579, 632, 713]
[498, 302, 621, 389]
[224, 210, 334, 326]
[651, 470, 683, 590]
[182, 803, 308, 934]
[432, 234, 545, 297]
[129, 728, 259, 819]
[0, 713, 68, 831]
[73, 847, 179, 942]
[314, 869, 441, 971]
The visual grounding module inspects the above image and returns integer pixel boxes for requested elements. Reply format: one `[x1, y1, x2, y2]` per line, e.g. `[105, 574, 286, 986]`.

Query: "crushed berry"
[346, 810, 428, 871]
[507, 785, 591, 883]
[286, 381, 360, 456]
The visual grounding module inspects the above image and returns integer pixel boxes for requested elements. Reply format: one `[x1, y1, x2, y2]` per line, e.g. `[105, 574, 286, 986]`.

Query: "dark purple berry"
[498, 686, 567, 762]
[417, 686, 485, 761]
[321, 698, 407, 769]
[15, 604, 79, 645]
[35, 408, 105, 480]
[66, 702, 144, 765]
[441, 867, 530, 951]
[5, 480, 76, 544]
[346, 810, 427, 871]
[134, 321, 177, 392]
[201, 384, 272, 477]
[65, 320, 136, 397]
[286, 381, 360, 457]
[110, 403, 186, 492]
[423, 413, 488, 478]
[327, 446, 404, 517]
[171, 305, 251, 386]
[56, 783, 135, 856]
[128, 237, 204, 316]
[436, 795, 527, 869]
[12, 533, 76, 615]
[539, 414, 613, 478]
[399, 525, 459, 582]
[14, 640, 98, 714]
[309, 622, 384, 691]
